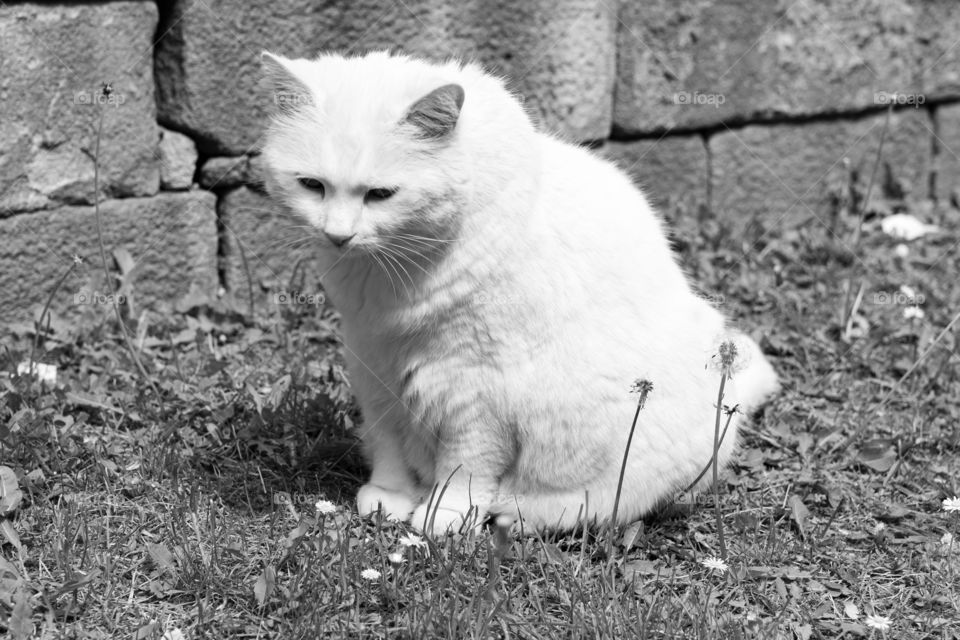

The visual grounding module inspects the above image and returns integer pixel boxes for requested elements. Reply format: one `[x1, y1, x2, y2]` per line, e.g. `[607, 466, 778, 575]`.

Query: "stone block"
[159, 128, 198, 190]
[0, 2, 160, 215]
[933, 104, 960, 202]
[600, 136, 708, 215]
[918, 1, 960, 100]
[709, 109, 932, 234]
[156, 0, 616, 155]
[219, 187, 323, 310]
[0, 192, 217, 325]
[614, 0, 923, 136]
[199, 155, 266, 191]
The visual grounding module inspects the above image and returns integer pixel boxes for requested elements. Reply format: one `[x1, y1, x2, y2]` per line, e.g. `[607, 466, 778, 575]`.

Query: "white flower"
[864, 614, 892, 631]
[315, 499, 337, 515]
[894, 244, 909, 258]
[873, 522, 886, 535]
[903, 306, 925, 321]
[398, 533, 427, 549]
[388, 552, 405, 564]
[941, 532, 954, 546]
[943, 496, 960, 513]
[16, 361, 57, 385]
[360, 568, 381, 581]
[701, 556, 728, 573]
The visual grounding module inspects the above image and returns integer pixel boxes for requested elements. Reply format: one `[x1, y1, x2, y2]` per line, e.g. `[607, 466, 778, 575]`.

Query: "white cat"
[259, 51, 779, 535]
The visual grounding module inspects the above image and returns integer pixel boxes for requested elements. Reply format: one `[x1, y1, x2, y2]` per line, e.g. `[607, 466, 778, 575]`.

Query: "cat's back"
[518, 133, 695, 313]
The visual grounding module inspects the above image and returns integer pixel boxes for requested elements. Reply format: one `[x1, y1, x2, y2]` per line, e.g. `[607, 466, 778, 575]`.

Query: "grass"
[2, 102, 960, 638]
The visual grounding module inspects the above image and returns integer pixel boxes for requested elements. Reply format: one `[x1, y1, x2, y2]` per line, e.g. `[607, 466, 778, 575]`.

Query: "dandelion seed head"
[707, 334, 752, 378]
[629, 378, 654, 396]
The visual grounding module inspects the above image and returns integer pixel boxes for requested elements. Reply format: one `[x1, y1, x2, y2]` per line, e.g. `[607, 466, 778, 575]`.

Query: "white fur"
[260, 51, 779, 535]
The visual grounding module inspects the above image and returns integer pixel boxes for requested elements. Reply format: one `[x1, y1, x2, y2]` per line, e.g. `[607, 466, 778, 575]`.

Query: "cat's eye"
[365, 187, 398, 203]
[297, 177, 326, 196]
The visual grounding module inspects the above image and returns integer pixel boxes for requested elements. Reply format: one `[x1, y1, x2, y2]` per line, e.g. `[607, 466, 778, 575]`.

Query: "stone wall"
[2, 0, 958, 324]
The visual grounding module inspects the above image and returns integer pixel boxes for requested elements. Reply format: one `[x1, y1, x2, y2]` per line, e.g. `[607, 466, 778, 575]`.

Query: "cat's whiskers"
[368, 250, 400, 299]
[385, 240, 437, 273]
[372, 245, 412, 299]
[393, 230, 453, 242]
[377, 244, 417, 295]
[268, 234, 319, 253]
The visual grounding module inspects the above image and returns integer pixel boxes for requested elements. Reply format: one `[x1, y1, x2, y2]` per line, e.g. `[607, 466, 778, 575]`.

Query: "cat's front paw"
[410, 502, 486, 536]
[356, 484, 416, 521]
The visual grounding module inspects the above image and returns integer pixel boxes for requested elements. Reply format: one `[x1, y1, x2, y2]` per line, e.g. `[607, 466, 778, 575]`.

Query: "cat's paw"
[356, 484, 416, 521]
[409, 502, 486, 536]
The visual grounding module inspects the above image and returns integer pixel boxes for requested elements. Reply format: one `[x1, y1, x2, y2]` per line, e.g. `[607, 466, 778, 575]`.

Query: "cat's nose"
[324, 231, 356, 248]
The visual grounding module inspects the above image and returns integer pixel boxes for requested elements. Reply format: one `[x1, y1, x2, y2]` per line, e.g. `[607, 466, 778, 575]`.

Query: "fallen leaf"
[620, 520, 644, 551]
[134, 622, 159, 640]
[538, 542, 566, 564]
[146, 542, 177, 575]
[0, 466, 23, 516]
[844, 601, 860, 620]
[856, 440, 897, 473]
[877, 503, 910, 522]
[254, 565, 276, 606]
[787, 495, 810, 537]
[56, 569, 101, 597]
[9, 587, 34, 640]
[0, 520, 22, 552]
[622, 559, 662, 581]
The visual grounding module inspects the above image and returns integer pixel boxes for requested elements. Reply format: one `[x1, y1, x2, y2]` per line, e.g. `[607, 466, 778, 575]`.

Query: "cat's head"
[260, 51, 469, 253]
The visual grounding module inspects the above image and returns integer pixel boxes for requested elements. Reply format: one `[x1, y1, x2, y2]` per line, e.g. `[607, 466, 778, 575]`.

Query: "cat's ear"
[403, 84, 465, 140]
[261, 51, 313, 115]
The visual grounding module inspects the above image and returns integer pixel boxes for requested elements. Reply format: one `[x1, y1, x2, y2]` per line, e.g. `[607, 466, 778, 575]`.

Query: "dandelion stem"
[682, 404, 738, 494]
[609, 380, 652, 558]
[712, 372, 728, 559]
